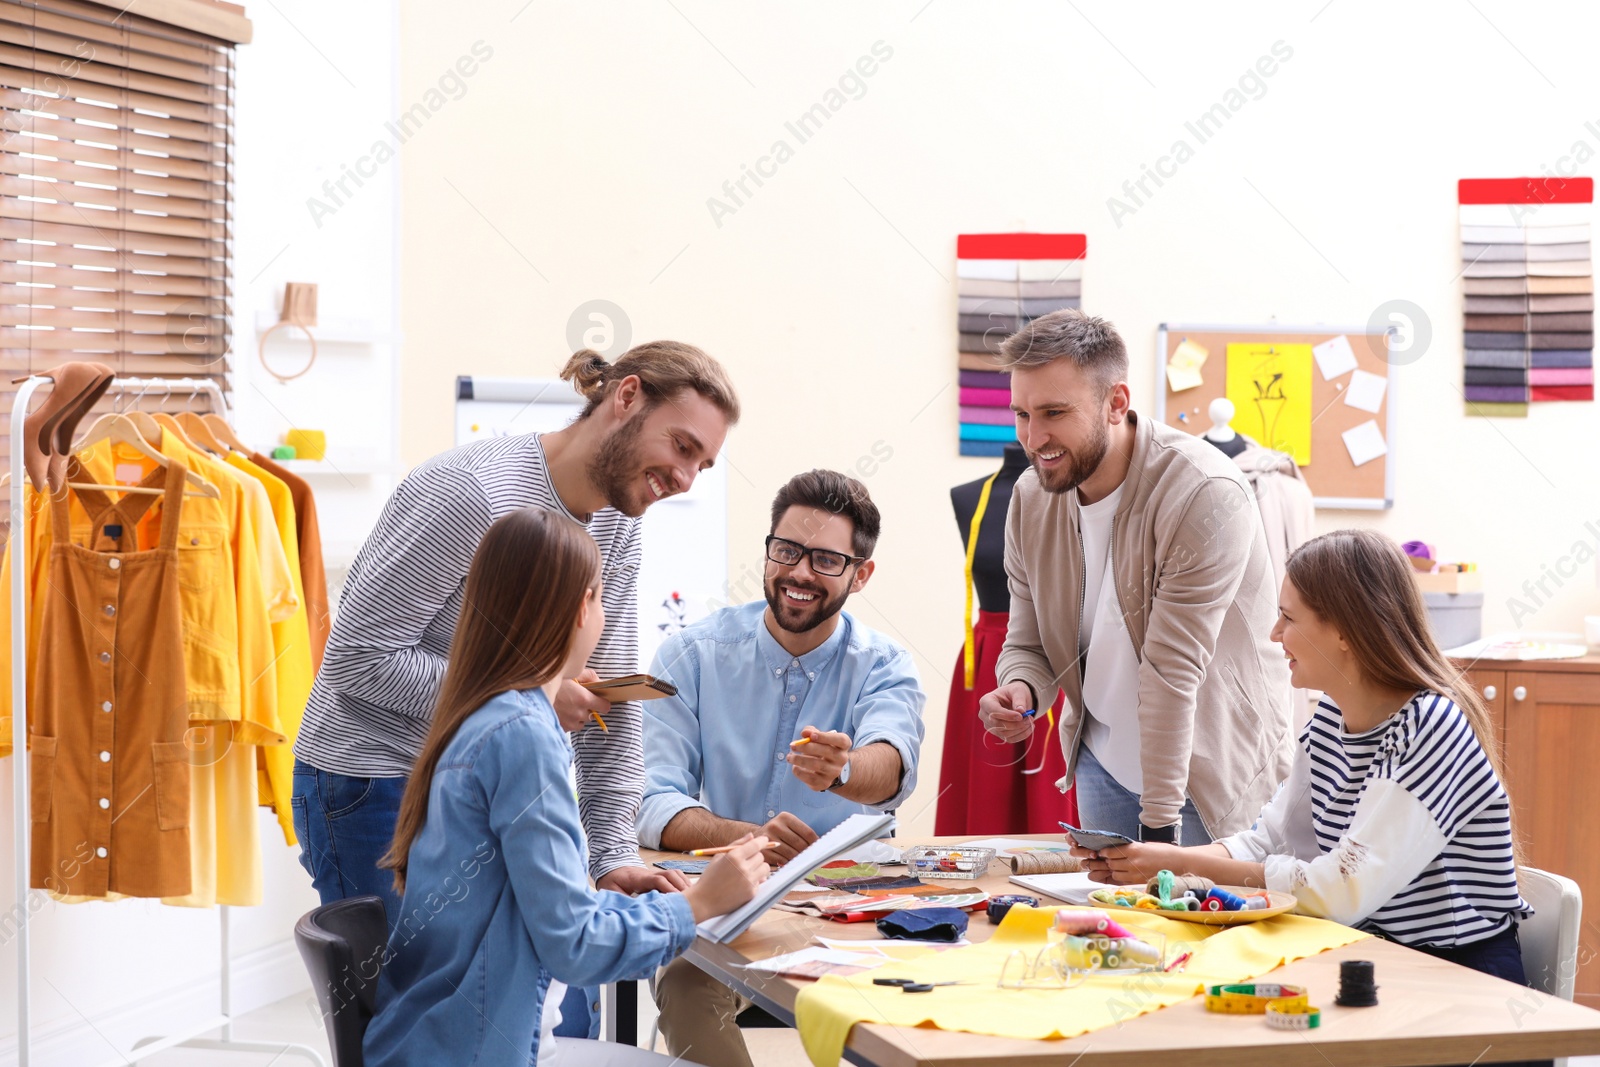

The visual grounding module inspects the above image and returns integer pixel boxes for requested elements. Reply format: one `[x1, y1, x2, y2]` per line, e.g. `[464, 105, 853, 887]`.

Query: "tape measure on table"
[1265, 1001, 1323, 1030]
[1204, 982, 1310, 1015]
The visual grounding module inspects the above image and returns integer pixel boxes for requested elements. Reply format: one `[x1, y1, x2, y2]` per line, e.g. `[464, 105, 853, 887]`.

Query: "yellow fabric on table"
[794, 905, 1369, 1067]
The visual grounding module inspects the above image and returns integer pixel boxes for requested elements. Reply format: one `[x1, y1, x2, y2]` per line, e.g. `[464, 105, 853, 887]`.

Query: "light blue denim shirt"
[364, 688, 696, 1067]
[637, 600, 927, 848]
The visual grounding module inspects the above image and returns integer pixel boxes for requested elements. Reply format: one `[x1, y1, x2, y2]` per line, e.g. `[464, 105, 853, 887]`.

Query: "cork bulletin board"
[1154, 323, 1396, 510]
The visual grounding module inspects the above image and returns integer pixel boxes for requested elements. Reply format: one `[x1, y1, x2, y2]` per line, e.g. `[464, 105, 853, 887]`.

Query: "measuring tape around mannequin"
[962, 471, 1000, 690]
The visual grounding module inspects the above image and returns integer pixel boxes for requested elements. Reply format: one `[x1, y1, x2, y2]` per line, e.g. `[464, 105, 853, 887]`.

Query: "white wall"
[396, 1, 1600, 842]
[0, 2, 401, 1062]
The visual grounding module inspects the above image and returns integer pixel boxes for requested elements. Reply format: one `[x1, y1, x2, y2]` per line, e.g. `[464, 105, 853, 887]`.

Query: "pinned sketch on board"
[1312, 334, 1358, 380]
[1343, 369, 1388, 413]
[1341, 419, 1388, 466]
[1225, 343, 1313, 465]
[1166, 339, 1208, 392]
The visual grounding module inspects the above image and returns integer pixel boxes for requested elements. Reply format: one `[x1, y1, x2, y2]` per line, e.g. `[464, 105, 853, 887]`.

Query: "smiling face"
[763, 506, 874, 635]
[587, 389, 729, 517]
[1269, 575, 1352, 693]
[1009, 359, 1121, 494]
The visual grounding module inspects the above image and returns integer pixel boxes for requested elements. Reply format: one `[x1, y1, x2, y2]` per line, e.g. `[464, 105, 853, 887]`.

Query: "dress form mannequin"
[949, 443, 1029, 612]
[938, 442, 1078, 835]
[1203, 397, 1247, 458]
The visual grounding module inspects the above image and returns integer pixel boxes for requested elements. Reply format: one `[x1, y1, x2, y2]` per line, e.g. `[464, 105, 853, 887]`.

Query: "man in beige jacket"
[979, 310, 1292, 844]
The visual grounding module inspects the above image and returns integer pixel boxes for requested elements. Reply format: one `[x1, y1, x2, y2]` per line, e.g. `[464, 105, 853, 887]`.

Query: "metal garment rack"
[9, 375, 325, 1066]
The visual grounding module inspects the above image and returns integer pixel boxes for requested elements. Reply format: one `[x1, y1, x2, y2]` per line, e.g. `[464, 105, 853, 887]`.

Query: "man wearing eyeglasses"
[640, 469, 926, 1067]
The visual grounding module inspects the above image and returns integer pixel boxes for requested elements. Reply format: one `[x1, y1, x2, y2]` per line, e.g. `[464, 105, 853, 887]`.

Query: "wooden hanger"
[201, 413, 251, 454]
[177, 411, 229, 456]
[69, 413, 219, 498]
[152, 411, 207, 456]
[125, 409, 164, 444]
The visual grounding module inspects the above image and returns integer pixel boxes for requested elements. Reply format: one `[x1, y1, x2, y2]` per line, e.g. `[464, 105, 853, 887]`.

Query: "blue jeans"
[1071, 744, 1213, 846]
[289, 759, 600, 1040]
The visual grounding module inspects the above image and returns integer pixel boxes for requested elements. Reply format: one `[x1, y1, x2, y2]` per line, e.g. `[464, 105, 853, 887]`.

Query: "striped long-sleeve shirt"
[1219, 690, 1530, 947]
[294, 433, 646, 880]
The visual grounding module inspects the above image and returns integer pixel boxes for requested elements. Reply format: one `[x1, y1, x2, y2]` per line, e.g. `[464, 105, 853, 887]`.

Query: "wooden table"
[644, 838, 1600, 1067]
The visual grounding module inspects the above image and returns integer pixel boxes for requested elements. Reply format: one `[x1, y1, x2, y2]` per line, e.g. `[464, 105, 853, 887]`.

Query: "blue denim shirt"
[637, 601, 926, 848]
[364, 688, 696, 1067]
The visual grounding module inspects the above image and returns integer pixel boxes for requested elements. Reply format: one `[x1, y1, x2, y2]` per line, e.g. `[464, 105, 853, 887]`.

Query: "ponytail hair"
[558, 340, 740, 424]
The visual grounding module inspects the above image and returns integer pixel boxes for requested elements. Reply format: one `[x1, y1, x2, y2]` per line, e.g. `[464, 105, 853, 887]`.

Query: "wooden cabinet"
[1460, 656, 1600, 1006]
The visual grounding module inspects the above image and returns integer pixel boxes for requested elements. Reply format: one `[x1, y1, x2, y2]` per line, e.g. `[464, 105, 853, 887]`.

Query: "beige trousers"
[654, 956, 754, 1067]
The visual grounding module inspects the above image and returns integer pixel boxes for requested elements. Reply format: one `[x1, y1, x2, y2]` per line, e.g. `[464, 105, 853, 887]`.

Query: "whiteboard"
[455, 376, 730, 667]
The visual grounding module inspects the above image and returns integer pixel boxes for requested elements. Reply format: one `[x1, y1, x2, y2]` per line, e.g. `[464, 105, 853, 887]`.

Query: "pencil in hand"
[690, 836, 773, 857]
[590, 708, 609, 732]
[789, 736, 812, 748]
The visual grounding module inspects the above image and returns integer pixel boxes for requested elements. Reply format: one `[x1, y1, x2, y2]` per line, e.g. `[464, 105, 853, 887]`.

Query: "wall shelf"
[253, 310, 399, 346]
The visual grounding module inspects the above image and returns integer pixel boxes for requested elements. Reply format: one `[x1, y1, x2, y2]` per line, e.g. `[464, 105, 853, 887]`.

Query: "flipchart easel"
[8, 376, 325, 1066]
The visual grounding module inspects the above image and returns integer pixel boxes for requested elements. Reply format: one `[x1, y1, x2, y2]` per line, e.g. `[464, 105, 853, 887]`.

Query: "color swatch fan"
[1459, 177, 1594, 416]
[956, 233, 1086, 456]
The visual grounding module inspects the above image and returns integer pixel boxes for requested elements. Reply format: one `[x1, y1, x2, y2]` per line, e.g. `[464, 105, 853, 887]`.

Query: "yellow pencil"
[690, 836, 772, 857]
[590, 708, 609, 733]
[790, 736, 812, 748]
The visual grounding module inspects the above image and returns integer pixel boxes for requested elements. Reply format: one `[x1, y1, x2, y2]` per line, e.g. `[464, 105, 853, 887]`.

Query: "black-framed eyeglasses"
[765, 535, 864, 577]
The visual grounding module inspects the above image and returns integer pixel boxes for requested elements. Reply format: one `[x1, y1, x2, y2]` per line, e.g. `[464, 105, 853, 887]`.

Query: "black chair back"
[294, 895, 389, 1067]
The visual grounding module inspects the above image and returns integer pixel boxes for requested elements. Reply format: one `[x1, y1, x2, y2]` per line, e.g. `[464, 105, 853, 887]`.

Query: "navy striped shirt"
[294, 433, 645, 879]
[1305, 691, 1530, 946]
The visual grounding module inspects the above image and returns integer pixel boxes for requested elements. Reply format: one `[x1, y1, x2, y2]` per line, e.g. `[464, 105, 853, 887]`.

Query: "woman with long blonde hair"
[1077, 529, 1533, 984]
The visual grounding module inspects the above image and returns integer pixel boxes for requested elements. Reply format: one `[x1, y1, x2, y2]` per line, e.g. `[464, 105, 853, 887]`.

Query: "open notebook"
[1008, 870, 1099, 906]
[696, 812, 897, 944]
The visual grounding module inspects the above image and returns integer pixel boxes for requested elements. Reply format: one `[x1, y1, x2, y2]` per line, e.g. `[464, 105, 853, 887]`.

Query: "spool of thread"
[1114, 939, 1163, 966]
[1335, 960, 1379, 1007]
[1243, 895, 1270, 911]
[1056, 908, 1120, 934]
[1204, 887, 1248, 912]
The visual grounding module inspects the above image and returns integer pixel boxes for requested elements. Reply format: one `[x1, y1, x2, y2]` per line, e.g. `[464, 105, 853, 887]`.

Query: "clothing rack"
[8, 375, 325, 1066]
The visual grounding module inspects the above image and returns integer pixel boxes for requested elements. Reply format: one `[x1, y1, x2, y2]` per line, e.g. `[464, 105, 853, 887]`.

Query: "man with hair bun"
[641, 469, 926, 1067]
[979, 309, 1292, 849]
[292, 339, 738, 1037]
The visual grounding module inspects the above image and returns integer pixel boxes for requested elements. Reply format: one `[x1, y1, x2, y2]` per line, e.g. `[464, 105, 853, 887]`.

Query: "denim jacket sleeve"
[850, 645, 927, 810]
[637, 636, 708, 849]
[482, 693, 696, 986]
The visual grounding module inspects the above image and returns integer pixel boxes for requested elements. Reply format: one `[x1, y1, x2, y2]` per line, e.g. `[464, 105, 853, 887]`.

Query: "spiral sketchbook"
[696, 812, 897, 944]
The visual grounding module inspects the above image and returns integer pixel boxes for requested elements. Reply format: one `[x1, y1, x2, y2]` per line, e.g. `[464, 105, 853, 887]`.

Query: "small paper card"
[1313, 335, 1359, 380]
[1341, 419, 1388, 467]
[1343, 368, 1389, 413]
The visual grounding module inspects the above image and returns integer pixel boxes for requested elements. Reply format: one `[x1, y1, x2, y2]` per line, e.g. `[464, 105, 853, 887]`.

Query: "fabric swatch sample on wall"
[954, 232, 1087, 455]
[1458, 176, 1593, 413]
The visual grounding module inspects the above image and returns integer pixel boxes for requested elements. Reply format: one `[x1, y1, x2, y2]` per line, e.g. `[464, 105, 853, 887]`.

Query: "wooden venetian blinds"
[0, 0, 248, 468]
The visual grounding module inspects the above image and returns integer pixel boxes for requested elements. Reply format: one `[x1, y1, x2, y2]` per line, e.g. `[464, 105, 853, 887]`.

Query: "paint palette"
[1090, 885, 1297, 926]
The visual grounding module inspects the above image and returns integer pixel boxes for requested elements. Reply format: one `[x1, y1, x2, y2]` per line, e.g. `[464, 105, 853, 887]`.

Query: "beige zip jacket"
[995, 411, 1293, 839]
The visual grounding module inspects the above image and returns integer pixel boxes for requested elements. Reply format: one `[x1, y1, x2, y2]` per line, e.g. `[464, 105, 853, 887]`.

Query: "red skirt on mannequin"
[934, 610, 1078, 835]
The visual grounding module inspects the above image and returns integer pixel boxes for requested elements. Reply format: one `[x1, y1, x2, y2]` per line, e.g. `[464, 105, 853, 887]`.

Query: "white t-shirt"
[538, 979, 567, 1064]
[1076, 482, 1144, 793]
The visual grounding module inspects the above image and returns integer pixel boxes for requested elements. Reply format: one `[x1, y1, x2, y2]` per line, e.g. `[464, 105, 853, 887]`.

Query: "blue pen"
[1021, 708, 1037, 718]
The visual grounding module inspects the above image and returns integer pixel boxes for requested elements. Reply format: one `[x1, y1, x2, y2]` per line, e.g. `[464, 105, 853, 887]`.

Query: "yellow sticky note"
[1172, 339, 1209, 367]
[1166, 363, 1204, 392]
[1225, 343, 1313, 465]
[1166, 339, 1209, 392]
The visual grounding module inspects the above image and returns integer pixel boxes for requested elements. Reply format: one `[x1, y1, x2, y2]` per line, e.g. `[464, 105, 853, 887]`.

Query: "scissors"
[872, 978, 972, 994]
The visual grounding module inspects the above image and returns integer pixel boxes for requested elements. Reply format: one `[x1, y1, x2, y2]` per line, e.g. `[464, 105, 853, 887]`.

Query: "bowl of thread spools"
[1086, 870, 1297, 926]
[1049, 909, 1167, 975]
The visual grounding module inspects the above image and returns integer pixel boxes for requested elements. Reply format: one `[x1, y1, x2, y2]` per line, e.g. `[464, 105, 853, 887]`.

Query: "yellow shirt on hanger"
[226, 450, 315, 846]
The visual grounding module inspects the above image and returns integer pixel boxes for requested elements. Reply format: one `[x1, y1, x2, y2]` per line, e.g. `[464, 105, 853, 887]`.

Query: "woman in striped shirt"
[1078, 529, 1533, 984]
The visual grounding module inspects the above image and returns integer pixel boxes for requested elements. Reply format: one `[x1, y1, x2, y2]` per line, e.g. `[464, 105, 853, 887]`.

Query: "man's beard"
[587, 415, 650, 517]
[1033, 418, 1110, 495]
[765, 574, 850, 634]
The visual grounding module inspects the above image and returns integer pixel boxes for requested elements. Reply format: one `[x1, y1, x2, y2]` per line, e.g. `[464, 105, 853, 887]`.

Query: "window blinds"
[0, 0, 239, 475]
